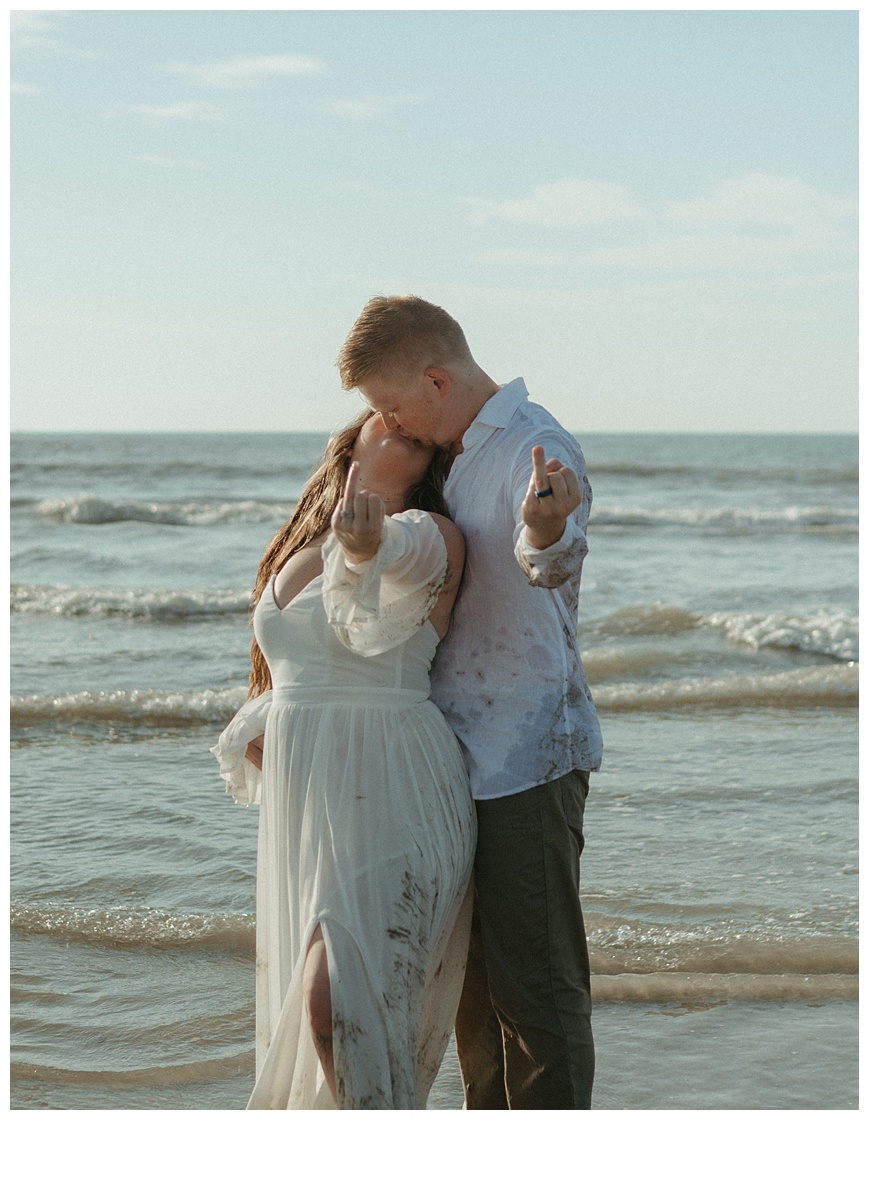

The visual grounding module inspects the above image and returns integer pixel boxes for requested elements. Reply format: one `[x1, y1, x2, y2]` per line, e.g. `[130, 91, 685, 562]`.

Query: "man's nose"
[381, 412, 399, 430]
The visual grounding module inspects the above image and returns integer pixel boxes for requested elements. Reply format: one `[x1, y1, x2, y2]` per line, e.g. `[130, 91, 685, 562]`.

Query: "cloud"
[10, 12, 59, 50]
[666, 172, 856, 232]
[585, 233, 811, 271]
[107, 100, 228, 125]
[326, 94, 424, 121]
[474, 172, 856, 273]
[162, 54, 327, 90]
[11, 10, 102, 59]
[468, 179, 649, 227]
[11, 81, 42, 95]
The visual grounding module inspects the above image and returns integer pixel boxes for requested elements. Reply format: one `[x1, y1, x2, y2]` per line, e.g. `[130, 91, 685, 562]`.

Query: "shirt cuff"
[516, 523, 573, 561]
[515, 519, 587, 588]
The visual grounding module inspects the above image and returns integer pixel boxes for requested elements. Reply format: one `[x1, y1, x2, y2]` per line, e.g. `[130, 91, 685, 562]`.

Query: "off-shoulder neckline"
[264, 572, 440, 644]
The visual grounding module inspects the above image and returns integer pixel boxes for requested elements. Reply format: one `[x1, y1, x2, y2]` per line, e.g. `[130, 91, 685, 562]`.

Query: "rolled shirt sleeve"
[512, 435, 592, 588]
[514, 516, 589, 588]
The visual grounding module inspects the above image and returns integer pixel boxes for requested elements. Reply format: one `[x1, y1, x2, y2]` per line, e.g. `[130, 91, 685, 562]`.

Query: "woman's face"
[351, 414, 435, 500]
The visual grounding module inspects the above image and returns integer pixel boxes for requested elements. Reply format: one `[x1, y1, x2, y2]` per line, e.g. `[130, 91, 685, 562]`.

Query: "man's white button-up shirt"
[431, 378, 603, 800]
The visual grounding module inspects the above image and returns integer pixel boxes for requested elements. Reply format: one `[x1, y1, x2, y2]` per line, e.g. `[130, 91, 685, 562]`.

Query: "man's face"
[358, 371, 452, 447]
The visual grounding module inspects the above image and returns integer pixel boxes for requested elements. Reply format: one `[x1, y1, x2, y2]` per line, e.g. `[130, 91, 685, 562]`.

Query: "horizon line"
[9, 428, 858, 437]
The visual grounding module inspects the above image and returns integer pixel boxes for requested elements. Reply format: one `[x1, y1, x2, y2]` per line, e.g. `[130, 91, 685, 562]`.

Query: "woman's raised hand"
[521, 445, 582, 550]
[331, 461, 385, 564]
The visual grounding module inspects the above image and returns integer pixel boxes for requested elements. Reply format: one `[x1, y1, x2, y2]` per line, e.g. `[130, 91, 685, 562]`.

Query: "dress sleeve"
[321, 508, 448, 657]
[210, 690, 272, 806]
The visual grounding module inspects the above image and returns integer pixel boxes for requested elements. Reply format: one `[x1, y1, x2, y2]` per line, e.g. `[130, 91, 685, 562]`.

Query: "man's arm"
[513, 440, 592, 589]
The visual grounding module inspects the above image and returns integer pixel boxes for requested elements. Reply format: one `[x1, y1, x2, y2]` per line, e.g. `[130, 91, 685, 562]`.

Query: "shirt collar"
[457, 378, 526, 453]
[470, 377, 528, 430]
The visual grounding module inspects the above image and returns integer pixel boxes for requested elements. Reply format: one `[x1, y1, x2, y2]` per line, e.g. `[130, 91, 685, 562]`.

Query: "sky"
[9, 4, 859, 434]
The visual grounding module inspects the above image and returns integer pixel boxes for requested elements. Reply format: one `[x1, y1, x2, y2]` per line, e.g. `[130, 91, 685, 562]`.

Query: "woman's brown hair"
[248, 412, 452, 697]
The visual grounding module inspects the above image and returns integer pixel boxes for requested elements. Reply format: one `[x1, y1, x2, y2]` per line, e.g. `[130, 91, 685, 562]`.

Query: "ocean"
[9, 430, 858, 1110]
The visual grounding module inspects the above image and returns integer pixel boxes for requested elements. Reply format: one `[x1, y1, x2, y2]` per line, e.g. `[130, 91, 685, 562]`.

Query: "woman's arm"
[244, 733, 264, 770]
[426, 514, 465, 640]
[211, 690, 272, 805]
[321, 474, 457, 656]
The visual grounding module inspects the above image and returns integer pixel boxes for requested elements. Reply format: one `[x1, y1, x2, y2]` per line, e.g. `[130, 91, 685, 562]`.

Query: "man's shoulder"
[513, 397, 575, 435]
[499, 398, 583, 462]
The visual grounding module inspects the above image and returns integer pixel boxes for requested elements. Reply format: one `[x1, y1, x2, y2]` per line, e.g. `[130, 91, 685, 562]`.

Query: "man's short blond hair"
[338, 295, 472, 390]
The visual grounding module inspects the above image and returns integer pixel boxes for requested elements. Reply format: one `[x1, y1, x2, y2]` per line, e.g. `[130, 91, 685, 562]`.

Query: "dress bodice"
[212, 510, 450, 808]
[253, 573, 440, 697]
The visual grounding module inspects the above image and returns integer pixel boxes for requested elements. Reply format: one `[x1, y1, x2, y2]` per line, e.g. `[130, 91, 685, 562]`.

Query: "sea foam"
[11, 686, 247, 727]
[591, 504, 856, 532]
[593, 603, 858, 662]
[592, 664, 857, 711]
[36, 494, 289, 526]
[11, 583, 252, 620]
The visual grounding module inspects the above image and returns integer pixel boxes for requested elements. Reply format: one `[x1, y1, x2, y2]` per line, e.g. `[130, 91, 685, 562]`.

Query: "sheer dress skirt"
[248, 686, 475, 1111]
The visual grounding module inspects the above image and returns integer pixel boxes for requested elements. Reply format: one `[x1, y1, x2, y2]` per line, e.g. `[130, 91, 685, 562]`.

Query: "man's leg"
[459, 770, 594, 1109]
[454, 903, 509, 1108]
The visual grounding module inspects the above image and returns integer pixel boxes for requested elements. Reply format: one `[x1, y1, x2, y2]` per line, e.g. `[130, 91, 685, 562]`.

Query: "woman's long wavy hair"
[248, 412, 452, 697]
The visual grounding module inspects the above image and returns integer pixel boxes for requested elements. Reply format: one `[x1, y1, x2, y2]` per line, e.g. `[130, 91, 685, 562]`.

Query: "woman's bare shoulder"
[272, 539, 327, 610]
[427, 513, 464, 552]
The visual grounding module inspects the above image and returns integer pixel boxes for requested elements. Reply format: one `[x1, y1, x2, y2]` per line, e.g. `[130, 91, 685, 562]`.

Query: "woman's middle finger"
[341, 462, 360, 518]
[352, 489, 369, 525]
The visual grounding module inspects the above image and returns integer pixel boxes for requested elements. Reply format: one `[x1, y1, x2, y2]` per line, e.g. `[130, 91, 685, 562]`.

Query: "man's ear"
[424, 366, 451, 398]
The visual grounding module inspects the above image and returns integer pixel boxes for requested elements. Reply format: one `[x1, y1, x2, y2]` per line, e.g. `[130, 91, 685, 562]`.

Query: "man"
[338, 295, 603, 1109]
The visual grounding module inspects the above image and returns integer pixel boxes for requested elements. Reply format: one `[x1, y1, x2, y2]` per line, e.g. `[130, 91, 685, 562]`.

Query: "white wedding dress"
[212, 510, 476, 1109]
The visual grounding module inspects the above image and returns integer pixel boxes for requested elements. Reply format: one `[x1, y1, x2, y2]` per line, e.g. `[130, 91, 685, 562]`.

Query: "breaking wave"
[11, 686, 247, 727]
[11, 583, 252, 620]
[36, 494, 291, 526]
[704, 609, 858, 662]
[591, 504, 856, 533]
[592, 664, 857, 712]
[11, 904, 255, 951]
[590, 461, 857, 486]
[593, 604, 858, 662]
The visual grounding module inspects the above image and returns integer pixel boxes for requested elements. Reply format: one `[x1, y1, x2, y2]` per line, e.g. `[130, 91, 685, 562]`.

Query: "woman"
[212, 412, 476, 1110]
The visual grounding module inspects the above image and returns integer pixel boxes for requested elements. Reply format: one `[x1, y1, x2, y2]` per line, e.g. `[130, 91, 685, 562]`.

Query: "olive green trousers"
[454, 769, 594, 1109]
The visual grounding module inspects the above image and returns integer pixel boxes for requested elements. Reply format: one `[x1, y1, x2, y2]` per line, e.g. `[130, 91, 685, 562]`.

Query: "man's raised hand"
[521, 445, 582, 550]
[331, 461, 385, 564]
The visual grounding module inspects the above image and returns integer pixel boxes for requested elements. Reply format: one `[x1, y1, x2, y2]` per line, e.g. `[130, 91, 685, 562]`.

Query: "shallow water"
[10, 431, 858, 1108]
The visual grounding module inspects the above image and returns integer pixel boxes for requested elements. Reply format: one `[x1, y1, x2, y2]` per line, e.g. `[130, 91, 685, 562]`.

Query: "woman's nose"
[381, 412, 399, 431]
